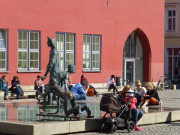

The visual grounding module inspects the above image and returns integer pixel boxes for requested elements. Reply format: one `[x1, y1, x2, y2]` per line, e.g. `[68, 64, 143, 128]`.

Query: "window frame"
[18, 30, 41, 72]
[83, 34, 101, 72]
[0, 29, 8, 72]
[56, 32, 76, 71]
[165, 5, 177, 33]
[166, 47, 180, 80]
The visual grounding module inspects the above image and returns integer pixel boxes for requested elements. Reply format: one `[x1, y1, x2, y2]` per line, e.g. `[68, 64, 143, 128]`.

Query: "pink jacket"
[124, 97, 137, 110]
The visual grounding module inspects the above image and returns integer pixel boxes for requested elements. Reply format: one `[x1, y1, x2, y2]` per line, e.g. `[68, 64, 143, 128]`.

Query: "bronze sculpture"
[42, 37, 75, 91]
[37, 37, 91, 118]
[36, 78, 91, 117]
[53, 64, 76, 91]
[42, 37, 60, 81]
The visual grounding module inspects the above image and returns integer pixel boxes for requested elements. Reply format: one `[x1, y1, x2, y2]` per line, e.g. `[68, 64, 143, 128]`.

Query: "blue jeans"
[1, 86, 8, 96]
[15, 87, 24, 99]
[135, 93, 142, 106]
[131, 108, 143, 125]
[75, 94, 88, 100]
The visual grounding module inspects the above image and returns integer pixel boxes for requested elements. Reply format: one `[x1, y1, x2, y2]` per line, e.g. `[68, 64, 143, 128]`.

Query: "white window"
[165, 7, 177, 33]
[167, 10, 176, 31]
[0, 29, 8, 71]
[18, 30, 40, 71]
[56, 33, 75, 70]
[83, 35, 101, 71]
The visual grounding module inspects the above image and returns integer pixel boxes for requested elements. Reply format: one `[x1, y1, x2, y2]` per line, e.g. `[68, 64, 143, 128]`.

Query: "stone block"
[70, 120, 86, 132]
[84, 118, 102, 131]
[171, 111, 180, 121]
[0, 122, 33, 135]
[138, 113, 156, 125]
[34, 122, 70, 135]
[155, 112, 171, 123]
[0, 91, 4, 101]
[70, 119, 101, 132]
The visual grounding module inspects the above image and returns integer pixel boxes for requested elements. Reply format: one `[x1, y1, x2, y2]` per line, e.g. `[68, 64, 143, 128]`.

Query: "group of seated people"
[120, 80, 160, 131]
[34, 74, 98, 101]
[125, 80, 160, 108]
[0, 75, 24, 100]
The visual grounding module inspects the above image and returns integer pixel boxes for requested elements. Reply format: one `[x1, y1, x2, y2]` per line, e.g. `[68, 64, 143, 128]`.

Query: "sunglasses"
[137, 85, 140, 86]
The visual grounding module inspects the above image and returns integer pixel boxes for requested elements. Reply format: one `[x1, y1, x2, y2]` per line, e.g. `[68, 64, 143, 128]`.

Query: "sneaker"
[135, 126, 143, 131]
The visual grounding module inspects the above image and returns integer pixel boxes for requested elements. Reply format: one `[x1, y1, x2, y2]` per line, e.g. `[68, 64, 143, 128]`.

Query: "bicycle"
[156, 74, 171, 91]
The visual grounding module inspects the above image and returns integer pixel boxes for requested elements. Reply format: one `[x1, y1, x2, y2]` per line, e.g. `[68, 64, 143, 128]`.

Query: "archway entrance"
[123, 32, 143, 86]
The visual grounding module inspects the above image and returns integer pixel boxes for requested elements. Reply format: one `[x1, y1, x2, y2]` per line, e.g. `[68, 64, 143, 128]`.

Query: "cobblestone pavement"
[69, 121, 180, 135]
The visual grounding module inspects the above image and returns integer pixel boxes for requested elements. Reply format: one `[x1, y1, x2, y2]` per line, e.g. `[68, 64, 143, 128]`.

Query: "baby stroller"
[100, 92, 135, 133]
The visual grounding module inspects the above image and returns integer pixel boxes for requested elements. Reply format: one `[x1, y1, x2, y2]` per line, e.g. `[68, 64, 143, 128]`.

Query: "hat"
[127, 89, 134, 96]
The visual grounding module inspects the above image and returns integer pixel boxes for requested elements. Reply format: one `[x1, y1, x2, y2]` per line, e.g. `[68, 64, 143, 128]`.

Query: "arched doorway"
[123, 32, 143, 86]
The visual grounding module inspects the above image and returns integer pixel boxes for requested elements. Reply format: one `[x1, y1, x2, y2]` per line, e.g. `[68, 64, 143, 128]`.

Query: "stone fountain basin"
[0, 101, 180, 135]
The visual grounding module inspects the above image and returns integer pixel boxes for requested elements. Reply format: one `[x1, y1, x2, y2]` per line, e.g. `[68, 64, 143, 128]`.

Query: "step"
[8, 91, 35, 97]
[95, 86, 123, 94]
[89, 83, 107, 87]
[3, 84, 123, 97]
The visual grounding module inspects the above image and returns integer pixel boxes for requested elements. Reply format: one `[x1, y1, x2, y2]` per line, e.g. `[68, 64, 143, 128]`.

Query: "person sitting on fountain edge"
[140, 82, 160, 109]
[71, 81, 89, 100]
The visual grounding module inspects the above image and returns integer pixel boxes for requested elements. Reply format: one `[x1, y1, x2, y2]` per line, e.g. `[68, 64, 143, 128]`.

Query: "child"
[124, 89, 143, 131]
[34, 75, 44, 93]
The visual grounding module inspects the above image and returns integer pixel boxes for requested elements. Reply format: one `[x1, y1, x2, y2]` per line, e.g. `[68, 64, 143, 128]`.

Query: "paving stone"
[69, 121, 180, 135]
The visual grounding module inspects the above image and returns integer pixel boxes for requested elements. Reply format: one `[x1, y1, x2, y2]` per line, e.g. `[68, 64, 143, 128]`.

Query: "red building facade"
[0, 0, 164, 85]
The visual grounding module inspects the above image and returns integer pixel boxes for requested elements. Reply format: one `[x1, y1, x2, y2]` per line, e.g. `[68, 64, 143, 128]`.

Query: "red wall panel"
[0, 0, 164, 85]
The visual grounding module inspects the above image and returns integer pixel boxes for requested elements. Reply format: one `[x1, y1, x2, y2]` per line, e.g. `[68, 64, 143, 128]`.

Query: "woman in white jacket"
[133, 80, 147, 107]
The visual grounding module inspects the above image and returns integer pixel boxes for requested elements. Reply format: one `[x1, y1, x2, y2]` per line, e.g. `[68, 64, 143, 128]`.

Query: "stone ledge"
[0, 110, 180, 135]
